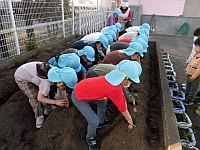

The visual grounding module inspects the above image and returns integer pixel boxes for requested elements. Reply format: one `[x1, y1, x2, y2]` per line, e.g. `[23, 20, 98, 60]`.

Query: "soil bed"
[0, 37, 165, 150]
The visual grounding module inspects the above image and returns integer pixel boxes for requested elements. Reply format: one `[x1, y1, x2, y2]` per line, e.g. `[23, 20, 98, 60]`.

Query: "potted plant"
[182, 145, 199, 150]
[163, 58, 171, 63]
[170, 89, 185, 101]
[164, 61, 173, 67]
[179, 127, 196, 148]
[165, 66, 174, 71]
[162, 52, 169, 58]
[175, 113, 192, 128]
[168, 81, 179, 90]
[172, 100, 185, 114]
[167, 75, 176, 82]
[166, 70, 176, 77]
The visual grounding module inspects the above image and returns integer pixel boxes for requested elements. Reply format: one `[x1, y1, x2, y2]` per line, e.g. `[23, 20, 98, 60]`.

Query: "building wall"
[128, 0, 186, 16]
[183, 0, 200, 17]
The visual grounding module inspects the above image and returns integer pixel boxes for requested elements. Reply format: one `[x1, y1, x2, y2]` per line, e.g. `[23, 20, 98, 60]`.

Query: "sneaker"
[36, 116, 44, 128]
[183, 99, 193, 106]
[181, 86, 186, 91]
[181, 83, 186, 87]
[86, 137, 100, 150]
[98, 119, 111, 129]
[44, 105, 57, 115]
[195, 99, 200, 105]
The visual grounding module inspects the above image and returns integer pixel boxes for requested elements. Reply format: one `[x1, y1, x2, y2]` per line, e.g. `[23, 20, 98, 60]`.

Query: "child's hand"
[55, 99, 68, 107]
[190, 76, 195, 81]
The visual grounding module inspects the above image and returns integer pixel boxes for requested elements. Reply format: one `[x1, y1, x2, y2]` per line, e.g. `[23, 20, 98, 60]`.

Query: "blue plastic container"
[167, 75, 176, 82]
[168, 81, 179, 90]
[170, 89, 185, 101]
[172, 100, 185, 114]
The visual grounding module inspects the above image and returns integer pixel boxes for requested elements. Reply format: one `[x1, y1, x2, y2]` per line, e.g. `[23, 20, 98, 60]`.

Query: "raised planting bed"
[179, 127, 196, 148]
[175, 113, 192, 129]
[170, 89, 185, 101]
[172, 100, 185, 114]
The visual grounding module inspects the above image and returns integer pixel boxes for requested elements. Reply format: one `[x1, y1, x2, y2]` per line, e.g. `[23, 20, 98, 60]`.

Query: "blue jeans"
[71, 91, 107, 138]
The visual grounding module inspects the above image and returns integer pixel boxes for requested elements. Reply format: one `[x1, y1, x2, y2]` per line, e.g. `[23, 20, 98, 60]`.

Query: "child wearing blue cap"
[102, 42, 143, 65]
[71, 36, 109, 64]
[47, 53, 87, 80]
[106, 8, 121, 26]
[71, 60, 142, 150]
[14, 62, 75, 129]
[81, 32, 103, 42]
[61, 46, 95, 71]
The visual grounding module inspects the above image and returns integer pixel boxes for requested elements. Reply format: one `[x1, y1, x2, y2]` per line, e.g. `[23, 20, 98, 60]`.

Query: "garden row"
[162, 52, 199, 150]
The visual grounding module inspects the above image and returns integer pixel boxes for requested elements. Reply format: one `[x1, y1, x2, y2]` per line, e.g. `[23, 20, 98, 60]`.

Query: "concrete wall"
[183, 0, 200, 17]
[128, 0, 185, 16]
[142, 15, 200, 36]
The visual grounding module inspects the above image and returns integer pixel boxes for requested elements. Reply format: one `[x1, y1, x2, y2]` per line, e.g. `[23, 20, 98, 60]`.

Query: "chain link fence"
[0, 0, 111, 61]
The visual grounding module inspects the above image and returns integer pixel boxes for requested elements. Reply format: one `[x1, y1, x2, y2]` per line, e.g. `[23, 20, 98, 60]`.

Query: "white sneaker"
[181, 83, 186, 87]
[182, 86, 186, 91]
[36, 116, 44, 128]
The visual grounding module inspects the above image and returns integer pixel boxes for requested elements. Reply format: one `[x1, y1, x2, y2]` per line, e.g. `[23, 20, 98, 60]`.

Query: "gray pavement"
[149, 34, 193, 60]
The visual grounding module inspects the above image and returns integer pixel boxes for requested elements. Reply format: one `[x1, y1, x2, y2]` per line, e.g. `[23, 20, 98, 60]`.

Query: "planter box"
[167, 75, 176, 82]
[163, 58, 171, 63]
[172, 100, 185, 114]
[168, 81, 179, 90]
[179, 127, 196, 148]
[175, 113, 192, 129]
[165, 65, 174, 71]
[164, 62, 173, 67]
[170, 89, 185, 101]
[162, 53, 169, 59]
[166, 69, 176, 77]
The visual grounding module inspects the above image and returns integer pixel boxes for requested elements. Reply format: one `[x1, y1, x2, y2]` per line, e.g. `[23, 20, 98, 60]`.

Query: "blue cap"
[103, 29, 116, 40]
[58, 53, 81, 72]
[115, 23, 121, 31]
[112, 8, 121, 17]
[48, 57, 58, 66]
[48, 67, 78, 88]
[123, 42, 143, 57]
[105, 60, 142, 86]
[140, 23, 150, 31]
[94, 35, 109, 49]
[138, 28, 150, 38]
[104, 34, 113, 45]
[137, 34, 148, 43]
[109, 25, 117, 34]
[77, 46, 95, 61]
[132, 38, 148, 53]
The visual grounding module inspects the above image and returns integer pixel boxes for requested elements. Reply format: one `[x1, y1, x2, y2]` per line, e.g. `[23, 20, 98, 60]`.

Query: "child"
[106, 8, 121, 26]
[71, 60, 142, 150]
[14, 62, 77, 128]
[184, 38, 200, 105]
[102, 42, 143, 65]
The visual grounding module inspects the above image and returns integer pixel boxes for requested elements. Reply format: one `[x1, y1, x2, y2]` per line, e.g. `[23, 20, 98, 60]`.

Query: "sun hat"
[103, 29, 116, 40]
[94, 35, 109, 49]
[109, 25, 117, 34]
[48, 67, 78, 88]
[104, 34, 113, 45]
[120, 2, 129, 8]
[137, 34, 148, 43]
[132, 38, 148, 53]
[112, 8, 121, 17]
[105, 60, 142, 86]
[138, 28, 150, 38]
[123, 42, 143, 57]
[115, 23, 121, 31]
[140, 23, 150, 31]
[58, 53, 81, 72]
[48, 56, 58, 66]
[77, 46, 95, 61]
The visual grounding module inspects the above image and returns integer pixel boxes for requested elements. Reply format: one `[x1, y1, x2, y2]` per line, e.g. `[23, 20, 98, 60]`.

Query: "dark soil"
[0, 37, 166, 150]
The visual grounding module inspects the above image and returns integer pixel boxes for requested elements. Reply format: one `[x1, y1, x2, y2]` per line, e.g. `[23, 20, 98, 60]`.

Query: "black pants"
[125, 21, 132, 28]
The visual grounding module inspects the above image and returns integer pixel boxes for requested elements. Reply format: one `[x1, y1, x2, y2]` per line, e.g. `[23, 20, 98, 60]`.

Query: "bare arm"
[37, 90, 67, 107]
[121, 109, 136, 127]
